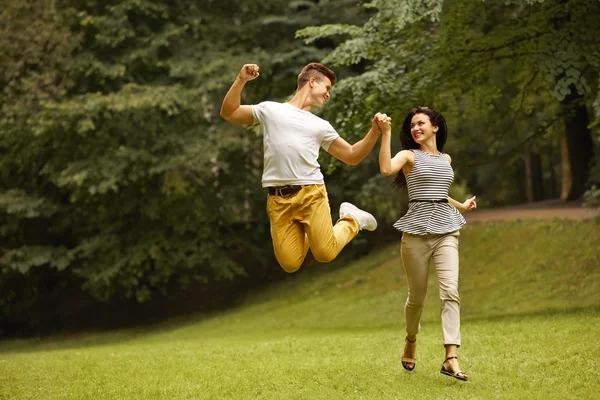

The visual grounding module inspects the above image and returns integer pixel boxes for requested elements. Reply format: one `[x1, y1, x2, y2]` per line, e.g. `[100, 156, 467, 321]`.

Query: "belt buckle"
[280, 186, 293, 197]
[280, 185, 300, 197]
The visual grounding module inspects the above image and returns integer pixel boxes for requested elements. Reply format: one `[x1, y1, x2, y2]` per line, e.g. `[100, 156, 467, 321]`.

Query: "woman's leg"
[401, 233, 433, 337]
[432, 231, 467, 380]
[432, 231, 461, 346]
[400, 233, 433, 368]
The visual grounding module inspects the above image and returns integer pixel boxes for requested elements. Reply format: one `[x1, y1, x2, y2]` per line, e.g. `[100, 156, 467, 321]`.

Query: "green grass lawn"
[1, 219, 599, 399]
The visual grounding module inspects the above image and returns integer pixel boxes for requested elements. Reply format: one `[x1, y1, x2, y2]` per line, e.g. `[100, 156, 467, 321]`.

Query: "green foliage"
[300, 0, 600, 205]
[0, 1, 76, 121]
[0, 0, 371, 332]
[5, 0, 596, 334]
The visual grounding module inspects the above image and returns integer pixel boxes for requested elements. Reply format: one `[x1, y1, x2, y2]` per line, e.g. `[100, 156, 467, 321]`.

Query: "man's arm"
[220, 64, 260, 125]
[327, 113, 389, 166]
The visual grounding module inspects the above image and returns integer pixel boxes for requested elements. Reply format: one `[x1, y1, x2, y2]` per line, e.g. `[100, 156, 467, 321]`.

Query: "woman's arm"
[327, 113, 389, 166]
[448, 196, 477, 213]
[379, 127, 412, 176]
[445, 154, 477, 212]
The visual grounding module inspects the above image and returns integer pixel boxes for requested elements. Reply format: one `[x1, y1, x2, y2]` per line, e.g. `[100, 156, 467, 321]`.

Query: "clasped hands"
[372, 112, 392, 135]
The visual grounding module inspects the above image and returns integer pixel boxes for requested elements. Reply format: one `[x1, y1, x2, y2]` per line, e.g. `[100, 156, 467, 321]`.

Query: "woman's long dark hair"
[393, 106, 448, 188]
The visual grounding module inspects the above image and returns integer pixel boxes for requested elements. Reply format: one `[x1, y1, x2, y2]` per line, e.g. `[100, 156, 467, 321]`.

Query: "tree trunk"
[560, 135, 572, 199]
[524, 145, 544, 202]
[560, 87, 594, 200]
[547, 145, 558, 198]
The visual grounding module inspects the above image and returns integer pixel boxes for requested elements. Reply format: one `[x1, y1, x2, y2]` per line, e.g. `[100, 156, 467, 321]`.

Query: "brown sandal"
[440, 356, 468, 381]
[401, 337, 416, 371]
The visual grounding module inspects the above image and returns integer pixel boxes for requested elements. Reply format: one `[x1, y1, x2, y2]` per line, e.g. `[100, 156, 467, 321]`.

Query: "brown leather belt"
[267, 185, 303, 197]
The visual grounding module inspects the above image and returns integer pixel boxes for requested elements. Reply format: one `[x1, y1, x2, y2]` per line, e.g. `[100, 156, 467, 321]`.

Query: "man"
[220, 62, 388, 273]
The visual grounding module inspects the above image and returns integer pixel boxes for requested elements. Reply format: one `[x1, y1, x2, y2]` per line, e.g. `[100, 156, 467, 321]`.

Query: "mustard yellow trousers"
[266, 184, 360, 273]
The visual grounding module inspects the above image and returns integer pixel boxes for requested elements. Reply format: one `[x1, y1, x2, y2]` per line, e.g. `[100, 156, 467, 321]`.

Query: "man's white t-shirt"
[251, 101, 340, 187]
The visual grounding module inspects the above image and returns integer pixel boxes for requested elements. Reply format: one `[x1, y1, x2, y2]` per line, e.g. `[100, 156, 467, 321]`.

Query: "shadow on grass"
[0, 308, 224, 355]
[0, 249, 385, 355]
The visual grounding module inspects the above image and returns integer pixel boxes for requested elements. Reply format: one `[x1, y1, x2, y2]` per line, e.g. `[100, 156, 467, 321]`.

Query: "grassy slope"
[0, 219, 599, 399]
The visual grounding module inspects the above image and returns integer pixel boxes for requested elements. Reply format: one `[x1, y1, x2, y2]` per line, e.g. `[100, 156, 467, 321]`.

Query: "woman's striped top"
[393, 149, 466, 235]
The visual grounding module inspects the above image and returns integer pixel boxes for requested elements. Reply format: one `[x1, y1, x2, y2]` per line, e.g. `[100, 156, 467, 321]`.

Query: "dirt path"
[464, 199, 597, 223]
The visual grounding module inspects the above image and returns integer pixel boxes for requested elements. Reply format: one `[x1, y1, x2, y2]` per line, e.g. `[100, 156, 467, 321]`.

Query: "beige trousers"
[401, 230, 461, 346]
[266, 184, 360, 273]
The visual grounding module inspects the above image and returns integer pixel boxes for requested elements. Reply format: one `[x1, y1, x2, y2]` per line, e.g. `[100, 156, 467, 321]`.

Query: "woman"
[378, 107, 476, 381]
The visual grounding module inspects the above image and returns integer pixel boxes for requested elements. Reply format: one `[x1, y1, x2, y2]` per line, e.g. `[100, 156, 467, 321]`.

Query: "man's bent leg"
[339, 202, 377, 231]
[299, 185, 359, 263]
[267, 194, 309, 273]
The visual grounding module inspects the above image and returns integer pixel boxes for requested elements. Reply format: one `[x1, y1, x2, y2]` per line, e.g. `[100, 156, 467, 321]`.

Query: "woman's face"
[410, 113, 437, 144]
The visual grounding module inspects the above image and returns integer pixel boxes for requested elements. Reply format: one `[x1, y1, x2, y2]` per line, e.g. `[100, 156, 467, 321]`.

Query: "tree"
[298, 0, 600, 205]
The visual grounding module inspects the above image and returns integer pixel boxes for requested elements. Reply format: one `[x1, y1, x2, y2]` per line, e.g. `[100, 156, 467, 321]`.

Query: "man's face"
[310, 76, 332, 106]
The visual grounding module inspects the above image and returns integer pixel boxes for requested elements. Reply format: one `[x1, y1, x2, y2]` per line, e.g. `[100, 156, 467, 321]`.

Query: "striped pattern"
[393, 150, 466, 235]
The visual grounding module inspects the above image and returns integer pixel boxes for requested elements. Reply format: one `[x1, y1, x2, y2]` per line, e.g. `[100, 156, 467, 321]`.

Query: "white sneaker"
[339, 202, 377, 231]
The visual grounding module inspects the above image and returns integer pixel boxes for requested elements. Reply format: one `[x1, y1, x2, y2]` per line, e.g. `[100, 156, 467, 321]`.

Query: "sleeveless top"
[393, 149, 466, 235]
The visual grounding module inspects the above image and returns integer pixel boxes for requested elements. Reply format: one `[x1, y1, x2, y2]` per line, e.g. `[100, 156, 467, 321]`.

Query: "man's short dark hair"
[297, 62, 337, 89]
